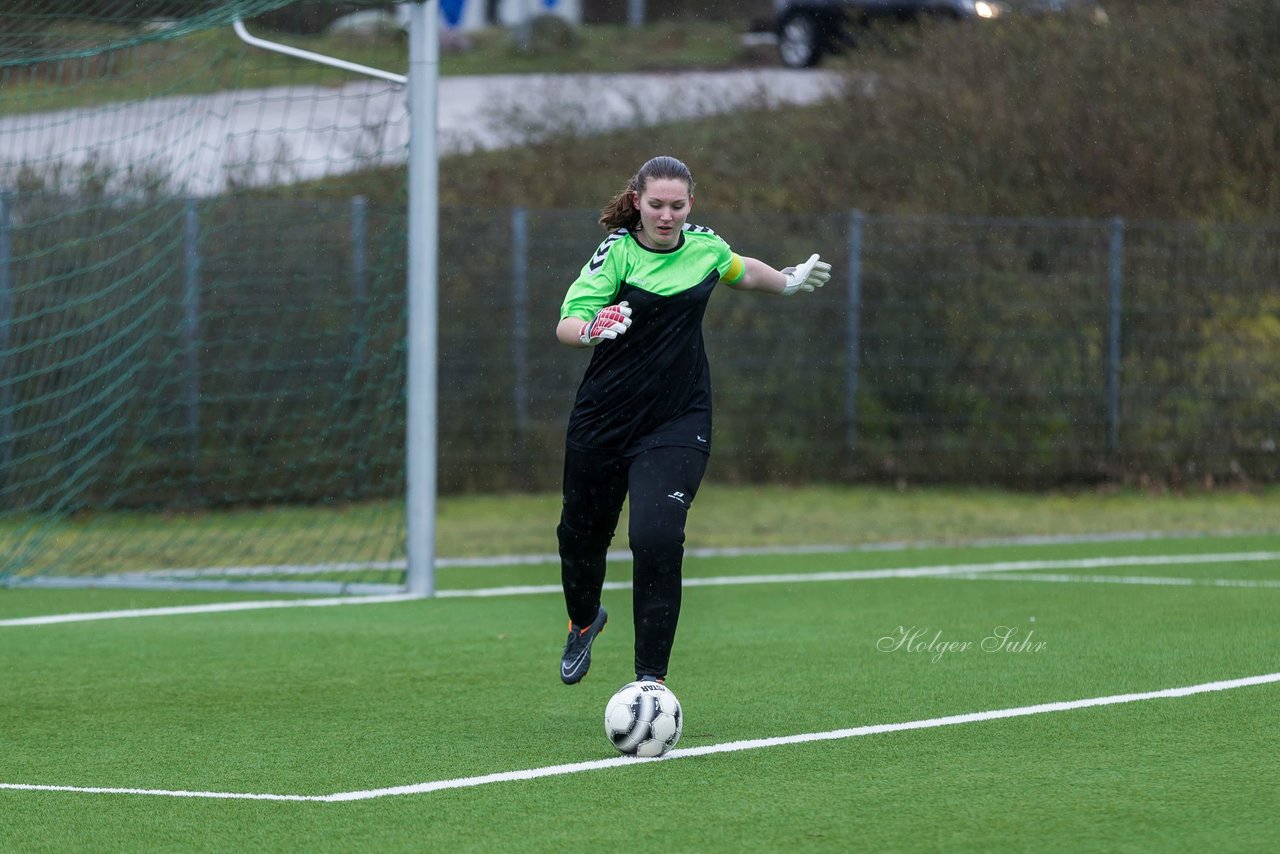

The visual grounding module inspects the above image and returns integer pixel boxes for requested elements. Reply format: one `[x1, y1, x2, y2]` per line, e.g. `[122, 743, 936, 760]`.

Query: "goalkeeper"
[555, 155, 832, 687]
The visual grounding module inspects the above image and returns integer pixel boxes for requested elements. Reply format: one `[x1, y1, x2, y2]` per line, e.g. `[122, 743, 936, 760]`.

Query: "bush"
[441, 0, 1280, 223]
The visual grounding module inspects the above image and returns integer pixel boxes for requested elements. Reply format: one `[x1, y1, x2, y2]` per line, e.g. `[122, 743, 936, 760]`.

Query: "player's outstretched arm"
[729, 254, 832, 295]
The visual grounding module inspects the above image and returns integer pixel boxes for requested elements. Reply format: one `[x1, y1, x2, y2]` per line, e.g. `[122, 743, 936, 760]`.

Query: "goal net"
[1, 1, 416, 593]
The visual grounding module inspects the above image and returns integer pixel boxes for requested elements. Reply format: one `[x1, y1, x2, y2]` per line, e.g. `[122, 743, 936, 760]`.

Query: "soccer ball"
[603, 680, 683, 758]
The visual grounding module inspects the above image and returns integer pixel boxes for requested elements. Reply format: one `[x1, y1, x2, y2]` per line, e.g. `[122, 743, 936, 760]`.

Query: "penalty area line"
[3, 672, 1278, 803]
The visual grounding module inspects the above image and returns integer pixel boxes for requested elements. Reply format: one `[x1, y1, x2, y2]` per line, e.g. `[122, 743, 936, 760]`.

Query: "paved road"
[0, 69, 844, 196]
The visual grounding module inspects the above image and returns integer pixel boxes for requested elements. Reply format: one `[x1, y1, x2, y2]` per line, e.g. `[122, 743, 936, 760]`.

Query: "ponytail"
[598, 176, 641, 231]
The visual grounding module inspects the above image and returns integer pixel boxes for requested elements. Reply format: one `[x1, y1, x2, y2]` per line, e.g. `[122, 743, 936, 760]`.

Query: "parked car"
[772, 0, 1007, 68]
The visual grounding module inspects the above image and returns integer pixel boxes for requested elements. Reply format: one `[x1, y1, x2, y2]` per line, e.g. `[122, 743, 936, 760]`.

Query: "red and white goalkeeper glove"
[780, 253, 832, 296]
[579, 301, 633, 346]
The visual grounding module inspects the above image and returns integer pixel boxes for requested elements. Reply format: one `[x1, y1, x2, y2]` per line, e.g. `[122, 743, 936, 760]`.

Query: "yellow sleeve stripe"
[723, 253, 746, 285]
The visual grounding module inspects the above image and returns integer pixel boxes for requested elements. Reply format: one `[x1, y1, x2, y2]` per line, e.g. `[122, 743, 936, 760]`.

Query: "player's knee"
[557, 519, 615, 557]
[628, 511, 686, 564]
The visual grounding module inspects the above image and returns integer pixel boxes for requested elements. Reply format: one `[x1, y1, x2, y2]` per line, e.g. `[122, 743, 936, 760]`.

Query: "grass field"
[3, 527, 1278, 851]
[9, 483, 1280, 576]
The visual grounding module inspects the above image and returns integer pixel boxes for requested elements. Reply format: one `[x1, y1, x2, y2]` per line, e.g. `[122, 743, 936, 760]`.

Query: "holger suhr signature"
[877, 625, 1047, 663]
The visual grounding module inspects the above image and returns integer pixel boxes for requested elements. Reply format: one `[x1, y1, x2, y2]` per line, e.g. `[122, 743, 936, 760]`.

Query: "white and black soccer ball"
[603, 680, 683, 758]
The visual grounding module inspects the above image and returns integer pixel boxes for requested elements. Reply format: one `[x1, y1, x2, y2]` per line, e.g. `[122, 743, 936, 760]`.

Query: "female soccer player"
[556, 155, 831, 686]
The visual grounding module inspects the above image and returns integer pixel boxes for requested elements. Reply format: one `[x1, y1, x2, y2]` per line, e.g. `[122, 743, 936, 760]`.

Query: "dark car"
[772, 0, 1006, 68]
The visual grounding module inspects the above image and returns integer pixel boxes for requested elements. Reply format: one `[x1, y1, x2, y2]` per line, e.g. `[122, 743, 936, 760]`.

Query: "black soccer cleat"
[560, 605, 607, 685]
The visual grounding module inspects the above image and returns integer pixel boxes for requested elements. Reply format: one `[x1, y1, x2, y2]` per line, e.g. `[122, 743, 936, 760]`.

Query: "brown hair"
[598, 155, 694, 231]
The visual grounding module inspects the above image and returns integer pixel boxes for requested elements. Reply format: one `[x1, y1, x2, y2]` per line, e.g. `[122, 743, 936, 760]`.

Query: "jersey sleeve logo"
[588, 228, 629, 274]
[682, 222, 716, 236]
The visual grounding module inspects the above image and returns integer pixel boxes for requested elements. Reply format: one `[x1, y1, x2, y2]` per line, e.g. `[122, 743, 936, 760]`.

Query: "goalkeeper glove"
[780, 253, 832, 296]
[579, 301, 633, 346]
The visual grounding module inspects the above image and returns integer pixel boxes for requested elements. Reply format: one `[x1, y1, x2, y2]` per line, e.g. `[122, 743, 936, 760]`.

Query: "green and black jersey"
[560, 224, 746, 456]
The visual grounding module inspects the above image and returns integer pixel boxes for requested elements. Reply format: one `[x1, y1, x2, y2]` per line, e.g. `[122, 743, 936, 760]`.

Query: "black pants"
[558, 445, 709, 680]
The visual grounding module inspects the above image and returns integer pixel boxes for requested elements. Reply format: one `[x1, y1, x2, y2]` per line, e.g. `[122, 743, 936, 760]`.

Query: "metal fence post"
[1107, 216, 1124, 454]
[0, 191, 12, 481]
[511, 206, 530, 443]
[846, 209, 865, 452]
[351, 195, 368, 367]
[350, 195, 369, 498]
[182, 198, 201, 472]
[628, 0, 646, 28]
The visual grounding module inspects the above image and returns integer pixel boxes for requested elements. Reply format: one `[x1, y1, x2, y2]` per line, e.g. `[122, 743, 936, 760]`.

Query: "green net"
[0, 2, 308, 67]
[1, 1, 415, 592]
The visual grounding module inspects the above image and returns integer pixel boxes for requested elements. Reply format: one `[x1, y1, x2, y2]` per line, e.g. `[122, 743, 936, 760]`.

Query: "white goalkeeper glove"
[579, 301, 633, 346]
[780, 253, 832, 296]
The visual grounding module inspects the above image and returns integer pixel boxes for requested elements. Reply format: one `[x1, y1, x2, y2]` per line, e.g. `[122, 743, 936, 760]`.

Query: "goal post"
[404, 1, 440, 597]
[0, 1, 440, 597]
[230, 5, 440, 598]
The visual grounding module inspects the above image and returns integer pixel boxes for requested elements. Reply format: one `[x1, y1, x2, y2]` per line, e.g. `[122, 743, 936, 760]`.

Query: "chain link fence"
[2, 198, 1277, 512]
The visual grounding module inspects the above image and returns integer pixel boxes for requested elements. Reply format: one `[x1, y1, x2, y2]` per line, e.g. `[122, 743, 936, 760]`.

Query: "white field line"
[434, 551, 1280, 599]
[3, 551, 1277, 627]
[0, 594, 421, 627]
[2, 672, 1277, 803]
[952, 572, 1280, 589]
